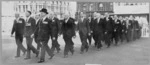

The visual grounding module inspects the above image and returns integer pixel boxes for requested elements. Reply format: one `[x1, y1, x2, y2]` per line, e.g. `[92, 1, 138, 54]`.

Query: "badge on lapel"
[18, 20, 22, 23]
[43, 21, 48, 24]
[26, 23, 31, 26]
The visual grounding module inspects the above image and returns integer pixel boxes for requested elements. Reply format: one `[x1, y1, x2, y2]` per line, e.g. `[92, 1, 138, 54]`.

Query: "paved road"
[2, 34, 150, 65]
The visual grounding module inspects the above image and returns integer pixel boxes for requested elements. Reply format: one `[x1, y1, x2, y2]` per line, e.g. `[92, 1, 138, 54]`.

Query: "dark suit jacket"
[114, 19, 122, 32]
[37, 17, 51, 41]
[121, 20, 127, 33]
[61, 17, 76, 38]
[50, 17, 61, 37]
[128, 20, 134, 30]
[103, 17, 114, 33]
[92, 18, 105, 33]
[11, 18, 25, 37]
[90, 18, 96, 32]
[24, 17, 36, 37]
[77, 18, 90, 35]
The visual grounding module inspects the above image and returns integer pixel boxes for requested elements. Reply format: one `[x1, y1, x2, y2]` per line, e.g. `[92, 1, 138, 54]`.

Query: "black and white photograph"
[1, 0, 150, 65]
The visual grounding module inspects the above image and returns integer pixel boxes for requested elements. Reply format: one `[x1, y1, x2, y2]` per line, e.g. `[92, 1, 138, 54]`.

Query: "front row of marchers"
[11, 8, 142, 63]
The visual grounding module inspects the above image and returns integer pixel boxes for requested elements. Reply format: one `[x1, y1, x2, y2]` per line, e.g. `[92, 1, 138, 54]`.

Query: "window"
[99, 3, 103, 7]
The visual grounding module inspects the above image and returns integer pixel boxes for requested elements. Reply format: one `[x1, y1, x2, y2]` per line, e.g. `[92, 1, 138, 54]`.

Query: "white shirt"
[97, 18, 101, 23]
[16, 17, 20, 22]
[26, 16, 31, 22]
[81, 17, 84, 22]
[42, 16, 47, 21]
[65, 17, 70, 23]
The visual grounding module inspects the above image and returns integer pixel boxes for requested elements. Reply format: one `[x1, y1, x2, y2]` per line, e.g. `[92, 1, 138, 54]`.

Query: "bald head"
[35, 13, 41, 20]
[15, 13, 20, 19]
[105, 12, 109, 17]
[96, 13, 101, 18]
[64, 12, 70, 19]
[48, 11, 55, 19]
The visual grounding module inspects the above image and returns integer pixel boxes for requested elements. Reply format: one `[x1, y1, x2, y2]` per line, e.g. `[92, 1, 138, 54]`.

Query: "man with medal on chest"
[11, 13, 27, 58]
[61, 13, 76, 58]
[34, 13, 42, 51]
[35, 8, 54, 63]
[48, 11, 61, 54]
[24, 11, 39, 60]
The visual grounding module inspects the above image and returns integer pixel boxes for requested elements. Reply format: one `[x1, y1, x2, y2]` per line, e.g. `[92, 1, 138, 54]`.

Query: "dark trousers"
[93, 32, 98, 47]
[26, 36, 38, 58]
[63, 35, 74, 55]
[93, 32, 103, 48]
[113, 31, 121, 44]
[137, 30, 141, 39]
[120, 32, 126, 42]
[15, 36, 26, 56]
[34, 35, 42, 50]
[40, 40, 53, 60]
[51, 36, 60, 53]
[87, 33, 92, 45]
[104, 32, 112, 47]
[126, 29, 132, 42]
[79, 32, 89, 52]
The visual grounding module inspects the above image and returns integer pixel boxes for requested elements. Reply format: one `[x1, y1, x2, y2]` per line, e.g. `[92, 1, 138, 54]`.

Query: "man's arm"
[11, 20, 16, 35]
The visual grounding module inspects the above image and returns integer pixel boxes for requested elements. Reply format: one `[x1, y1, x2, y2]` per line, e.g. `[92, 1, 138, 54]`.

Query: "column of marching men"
[11, 8, 142, 63]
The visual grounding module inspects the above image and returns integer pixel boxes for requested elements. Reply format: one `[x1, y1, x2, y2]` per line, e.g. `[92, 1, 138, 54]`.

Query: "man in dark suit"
[103, 13, 114, 48]
[34, 13, 42, 51]
[127, 15, 134, 42]
[48, 12, 61, 53]
[113, 15, 122, 45]
[91, 12, 98, 47]
[35, 8, 54, 63]
[120, 17, 127, 43]
[87, 16, 93, 45]
[133, 18, 140, 40]
[61, 13, 76, 58]
[11, 13, 27, 58]
[32, 8, 55, 63]
[125, 17, 131, 42]
[24, 11, 39, 60]
[92, 13, 105, 50]
[77, 13, 90, 54]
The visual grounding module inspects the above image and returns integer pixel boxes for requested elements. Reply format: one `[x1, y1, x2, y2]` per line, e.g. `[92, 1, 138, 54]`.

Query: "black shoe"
[24, 57, 30, 60]
[64, 55, 68, 58]
[15, 56, 20, 58]
[49, 54, 54, 59]
[36, 51, 39, 57]
[57, 48, 61, 53]
[38, 59, 45, 63]
[86, 47, 89, 52]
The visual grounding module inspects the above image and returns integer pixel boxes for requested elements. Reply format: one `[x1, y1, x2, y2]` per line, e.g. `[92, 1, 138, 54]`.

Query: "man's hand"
[88, 33, 91, 36]
[114, 29, 116, 32]
[52, 37, 56, 40]
[91, 31, 93, 33]
[105, 32, 107, 34]
[11, 34, 14, 37]
[31, 34, 34, 38]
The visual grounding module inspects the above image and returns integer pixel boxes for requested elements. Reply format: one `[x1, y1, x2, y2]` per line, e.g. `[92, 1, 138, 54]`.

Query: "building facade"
[76, 2, 114, 19]
[14, 1, 71, 18]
